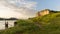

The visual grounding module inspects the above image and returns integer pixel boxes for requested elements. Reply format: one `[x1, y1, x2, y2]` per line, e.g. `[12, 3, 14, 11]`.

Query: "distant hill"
[0, 17, 18, 20]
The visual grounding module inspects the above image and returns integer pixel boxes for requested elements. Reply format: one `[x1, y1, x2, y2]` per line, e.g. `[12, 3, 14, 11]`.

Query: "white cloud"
[0, 0, 37, 19]
[5, 0, 37, 9]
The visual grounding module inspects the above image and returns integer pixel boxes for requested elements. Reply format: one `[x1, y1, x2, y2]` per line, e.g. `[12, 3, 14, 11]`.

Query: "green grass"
[0, 13, 60, 34]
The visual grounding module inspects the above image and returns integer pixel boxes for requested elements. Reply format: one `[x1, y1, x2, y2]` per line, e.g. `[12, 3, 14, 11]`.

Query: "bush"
[1, 13, 60, 34]
[0, 20, 40, 34]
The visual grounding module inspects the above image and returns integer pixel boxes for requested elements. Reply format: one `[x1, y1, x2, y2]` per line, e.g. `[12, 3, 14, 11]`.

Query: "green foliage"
[1, 13, 60, 34]
[0, 19, 40, 34]
[31, 13, 60, 34]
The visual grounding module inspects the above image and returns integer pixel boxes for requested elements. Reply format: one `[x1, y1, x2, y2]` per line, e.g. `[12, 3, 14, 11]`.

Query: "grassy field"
[0, 13, 60, 34]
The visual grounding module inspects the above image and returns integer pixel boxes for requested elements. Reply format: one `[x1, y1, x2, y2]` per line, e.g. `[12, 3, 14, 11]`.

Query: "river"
[0, 20, 16, 30]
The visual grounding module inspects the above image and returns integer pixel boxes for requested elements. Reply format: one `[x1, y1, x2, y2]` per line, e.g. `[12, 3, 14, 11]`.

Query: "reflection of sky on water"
[0, 21, 5, 30]
[0, 20, 15, 30]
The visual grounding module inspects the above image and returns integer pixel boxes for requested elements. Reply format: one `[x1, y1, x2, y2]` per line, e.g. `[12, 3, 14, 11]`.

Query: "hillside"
[0, 11, 60, 34]
[36, 9, 60, 17]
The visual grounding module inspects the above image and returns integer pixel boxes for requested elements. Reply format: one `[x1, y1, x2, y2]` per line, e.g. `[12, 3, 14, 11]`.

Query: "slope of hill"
[0, 12, 60, 34]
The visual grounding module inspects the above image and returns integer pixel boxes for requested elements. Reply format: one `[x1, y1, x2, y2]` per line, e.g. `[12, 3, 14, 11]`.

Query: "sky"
[0, 0, 60, 19]
[35, 0, 60, 11]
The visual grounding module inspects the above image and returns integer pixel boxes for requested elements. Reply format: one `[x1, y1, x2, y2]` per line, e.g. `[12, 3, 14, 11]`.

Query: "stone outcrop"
[36, 9, 50, 16]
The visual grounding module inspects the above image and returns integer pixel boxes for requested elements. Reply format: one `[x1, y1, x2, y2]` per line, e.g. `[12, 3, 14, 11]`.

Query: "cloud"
[5, 0, 37, 9]
[0, 0, 37, 19]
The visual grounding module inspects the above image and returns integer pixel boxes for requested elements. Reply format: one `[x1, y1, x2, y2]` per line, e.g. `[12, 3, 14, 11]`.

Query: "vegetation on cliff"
[0, 10, 60, 34]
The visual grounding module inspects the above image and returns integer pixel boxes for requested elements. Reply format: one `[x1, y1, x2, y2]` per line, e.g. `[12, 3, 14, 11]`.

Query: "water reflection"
[0, 20, 16, 30]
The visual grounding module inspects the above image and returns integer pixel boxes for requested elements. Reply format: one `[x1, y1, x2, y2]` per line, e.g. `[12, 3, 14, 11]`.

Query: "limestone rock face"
[37, 9, 50, 16]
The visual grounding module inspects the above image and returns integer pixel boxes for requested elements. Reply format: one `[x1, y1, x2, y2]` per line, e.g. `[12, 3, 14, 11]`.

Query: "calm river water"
[0, 20, 16, 30]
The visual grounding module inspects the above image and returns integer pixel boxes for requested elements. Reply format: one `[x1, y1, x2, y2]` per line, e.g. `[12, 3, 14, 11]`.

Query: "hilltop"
[0, 9, 60, 34]
[36, 9, 60, 16]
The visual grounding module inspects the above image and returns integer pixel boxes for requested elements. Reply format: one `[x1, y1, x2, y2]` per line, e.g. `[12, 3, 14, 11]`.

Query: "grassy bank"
[0, 13, 60, 34]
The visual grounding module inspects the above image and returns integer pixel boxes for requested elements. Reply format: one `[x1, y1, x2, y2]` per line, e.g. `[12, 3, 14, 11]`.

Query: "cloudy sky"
[0, 0, 37, 19]
[0, 0, 60, 19]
